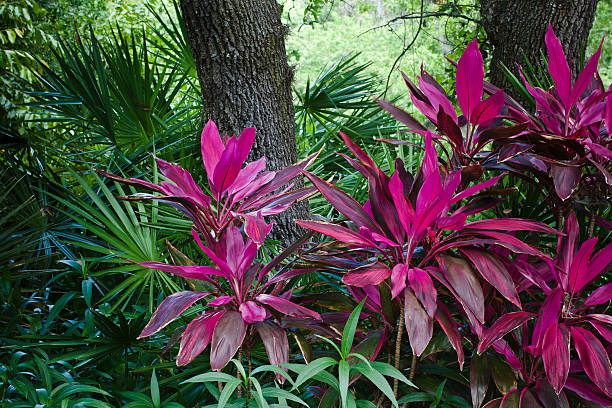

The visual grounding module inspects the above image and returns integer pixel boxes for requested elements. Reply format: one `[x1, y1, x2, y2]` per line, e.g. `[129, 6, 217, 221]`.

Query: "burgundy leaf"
[420, 77, 458, 124]
[408, 268, 437, 318]
[545, 24, 571, 108]
[470, 353, 489, 408]
[404, 288, 433, 356]
[177, 311, 225, 366]
[375, 98, 427, 131]
[389, 170, 414, 235]
[295, 219, 376, 247]
[256, 294, 321, 320]
[255, 321, 289, 382]
[457, 38, 484, 120]
[343, 262, 391, 287]
[557, 212, 579, 290]
[542, 323, 570, 394]
[435, 301, 464, 370]
[461, 248, 521, 308]
[571, 326, 612, 397]
[139, 291, 209, 338]
[551, 164, 581, 201]
[477, 312, 535, 354]
[210, 311, 247, 370]
[303, 171, 382, 235]
[531, 288, 562, 353]
[437, 108, 464, 148]
[567, 237, 597, 294]
[438, 255, 485, 323]
[581, 241, 612, 292]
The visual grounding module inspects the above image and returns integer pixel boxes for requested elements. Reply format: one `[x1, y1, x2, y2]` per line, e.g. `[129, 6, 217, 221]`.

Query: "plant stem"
[393, 300, 405, 399]
[588, 211, 596, 238]
[402, 354, 418, 408]
[237, 348, 242, 398]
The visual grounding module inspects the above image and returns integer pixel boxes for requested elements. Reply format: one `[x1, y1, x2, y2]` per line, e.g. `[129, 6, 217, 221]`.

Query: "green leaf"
[218, 378, 241, 408]
[181, 372, 236, 384]
[339, 360, 350, 408]
[250, 377, 269, 408]
[261, 387, 308, 407]
[351, 363, 398, 407]
[397, 392, 434, 404]
[341, 298, 366, 359]
[151, 369, 160, 408]
[292, 357, 337, 390]
[369, 362, 416, 388]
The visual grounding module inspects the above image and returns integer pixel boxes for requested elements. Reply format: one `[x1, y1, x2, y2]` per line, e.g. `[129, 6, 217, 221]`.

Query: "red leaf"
[461, 248, 521, 308]
[542, 323, 570, 394]
[404, 288, 433, 356]
[256, 294, 321, 320]
[582, 241, 612, 292]
[457, 38, 484, 120]
[571, 326, 612, 398]
[557, 212, 579, 290]
[551, 164, 581, 201]
[210, 311, 246, 370]
[568, 238, 597, 294]
[139, 291, 209, 338]
[477, 312, 535, 354]
[177, 311, 225, 366]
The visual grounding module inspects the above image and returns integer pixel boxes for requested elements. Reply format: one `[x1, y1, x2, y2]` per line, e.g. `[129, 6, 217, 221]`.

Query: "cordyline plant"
[378, 25, 612, 229]
[98, 120, 322, 371]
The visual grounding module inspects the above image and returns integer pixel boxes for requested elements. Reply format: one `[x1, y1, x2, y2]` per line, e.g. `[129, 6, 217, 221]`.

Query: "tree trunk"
[179, 0, 309, 244]
[480, 0, 599, 99]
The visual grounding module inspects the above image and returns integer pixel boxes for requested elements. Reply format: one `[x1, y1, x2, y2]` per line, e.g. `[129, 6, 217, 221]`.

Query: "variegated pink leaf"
[210, 311, 246, 370]
[139, 291, 209, 338]
[404, 288, 433, 356]
[239, 301, 267, 323]
[255, 321, 289, 382]
[545, 24, 571, 109]
[457, 38, 484, 121]
[477, 312, 535, 354]
[542, 323, 570, 394]
[571, 326, 612, 398]
[343, 263, 391, 287]
[177, 311, 225, 366]
[256, 294, 321, 320]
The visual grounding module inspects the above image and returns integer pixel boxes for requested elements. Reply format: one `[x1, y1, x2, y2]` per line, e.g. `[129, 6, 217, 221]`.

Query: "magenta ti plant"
[98, 120, 322, 372]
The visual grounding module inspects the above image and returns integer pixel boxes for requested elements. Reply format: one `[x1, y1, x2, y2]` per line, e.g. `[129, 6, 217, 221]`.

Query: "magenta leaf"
[390, 264, 409, 299]
[256, 294, 321, 320]
[568, 237, 597, 294]
[138, 262, 228, 280]
[564, 378, 612, 406]
[210, 311, 246, 370]
[438, 255, 484, 323]
[201, 119, 224, 184]
[139, 291, 209, 338]
[303, 171, 383, 235]
[244, 212, 273, 247]
[404, 288, 433, 356]
[295, 219, 377, 247]
[557, 212, 579, 290]
[408, 268, 437, 318]
[389, 171, 414, 235]
[571, 326, 612, 397]
[545, 24, 571, 109]
[239, 301, 267, 323]
[375, 98, 427, 132]
[531, 288, 562, 352]
[570, 38, 603, 107]
[208, 296, 233, 306]
[236, 127, 256, 164]
[177, 311, 225, 366]
[581, 241, 612, 291]
[542, 323, 570, 394]
[461, 248, 521, 308]
[456, 38, 484, 121]
[477, 312, 535, 354]
[343, 263, 392, 287]
[212, 137, 241, 194]
[471, 90, 504, 126]
[583, 282, 612, 307]
[463, 218, 558, 234]
[255, 321, 289, 382]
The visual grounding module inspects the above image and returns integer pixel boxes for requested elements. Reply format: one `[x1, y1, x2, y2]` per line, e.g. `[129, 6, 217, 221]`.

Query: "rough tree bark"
[179, 0, 309, 244]
[481, 0, 599, 98]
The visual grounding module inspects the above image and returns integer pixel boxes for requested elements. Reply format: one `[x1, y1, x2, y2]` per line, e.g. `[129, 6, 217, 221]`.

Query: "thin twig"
[393, 300, 406, 398]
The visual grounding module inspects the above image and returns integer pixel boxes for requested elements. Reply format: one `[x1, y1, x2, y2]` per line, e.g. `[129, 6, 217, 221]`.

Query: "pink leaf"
[565, 378, 612, 406]
[542, 323, 570, 394]
[389, 170, 413, 235]
[343, 263, 392, 287]
[255, 321, 289, 382]
[463, 218, 558, 234]
[531, 287, 562, 353]
[461, 248, 521, 308]
[201, 120, 224, 183]
[545, 24, 571, 109]
[452, 174, 503, 204]
[471, 90, 504, 126]
[138, 262, 228, 280]
[177, 311, 225, 366]
[256, 294, 321, 320]
[606, 85, 612, 136]
[456, 38, 484, 121]
[210, 311, 246, 370]
[229, 157, 267, 195]
[244, 212, 273, 247]
[390, 264, 408, 299]
[208, 296, 233, 306]
[477, 312, 535, 354]
[375, 98, 427, 131]
[568, 238, 597, 294]
[212, 137, 242, 194]
[571, 326, 612, 398]
[404, 288, 433, 356]
[551, 164, 581, 201]
[408, 268, 437, 318]
[236, 127, 256, 165]
[239, 301, 267, 323]
[420, 77, 458, 124]
[139, 291, 209, 338]
[557, 212, 579, 290]
[582, 241, 612, 291]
